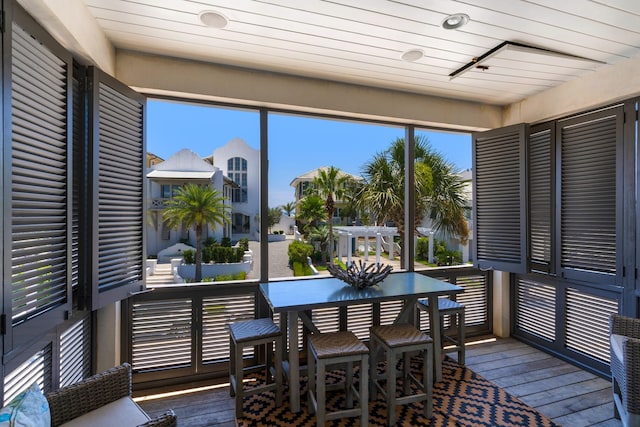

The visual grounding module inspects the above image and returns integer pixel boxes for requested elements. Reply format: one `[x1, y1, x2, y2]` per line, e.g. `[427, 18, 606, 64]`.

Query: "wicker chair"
[45, 363, 176, 427]
[610, 314, 640, 427]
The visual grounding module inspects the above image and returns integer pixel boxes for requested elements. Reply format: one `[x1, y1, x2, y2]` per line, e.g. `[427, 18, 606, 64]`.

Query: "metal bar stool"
[369, 323, 433, 426]
[229, 318, 283, 418]
[307, 331, 369, 427]
[417, 297, 466, 365]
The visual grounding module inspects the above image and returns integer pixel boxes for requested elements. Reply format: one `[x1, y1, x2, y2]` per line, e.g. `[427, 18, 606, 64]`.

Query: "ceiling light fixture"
[442, 13, 469, 30]
[401, 49, 424, 62]
[199, 10, 228, 29]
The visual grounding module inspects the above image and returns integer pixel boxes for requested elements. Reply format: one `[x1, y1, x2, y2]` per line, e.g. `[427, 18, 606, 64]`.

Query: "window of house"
[161, 184, 171, 198]
[233, 213, 251, 233]
[229, 157, 248, 203]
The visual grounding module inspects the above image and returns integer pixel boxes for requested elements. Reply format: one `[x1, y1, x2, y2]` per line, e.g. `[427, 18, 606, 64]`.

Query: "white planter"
[146, 259, 157, 276]
[177, 261, 252, 281]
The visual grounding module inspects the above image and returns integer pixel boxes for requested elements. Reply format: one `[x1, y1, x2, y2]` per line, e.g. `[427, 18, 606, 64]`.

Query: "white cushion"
[611, 333, 625, 364]
[60, 397, 150, 427]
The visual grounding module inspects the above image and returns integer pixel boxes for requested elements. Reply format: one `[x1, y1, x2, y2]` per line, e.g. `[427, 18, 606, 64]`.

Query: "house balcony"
[149, 198, 170, 210]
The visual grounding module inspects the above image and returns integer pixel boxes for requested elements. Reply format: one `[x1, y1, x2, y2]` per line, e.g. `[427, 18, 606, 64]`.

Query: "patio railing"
[124, 266, 492, 389]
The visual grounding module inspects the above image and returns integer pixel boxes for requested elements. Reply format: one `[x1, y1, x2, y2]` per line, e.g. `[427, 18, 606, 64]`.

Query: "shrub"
[202, 246, 213, 264]
[203, 237, 217, 247]
[208, 246, 243, 263]
[416, 237, 429, 260]
[238, 238, 249, 252]
[292, 261, 313, 276]
[434, 239, 462, 265]
[213, 271, 247, 281]
[182, 249, 195, 264]
[221, 237, 232, 247]
[288, 240, 313, 265]
[311, 250, 323, 263]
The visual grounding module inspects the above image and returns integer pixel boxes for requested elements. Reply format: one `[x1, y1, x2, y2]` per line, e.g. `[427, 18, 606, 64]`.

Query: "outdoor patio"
[134, 337, 617, 426]
[4, 2, 640, 427]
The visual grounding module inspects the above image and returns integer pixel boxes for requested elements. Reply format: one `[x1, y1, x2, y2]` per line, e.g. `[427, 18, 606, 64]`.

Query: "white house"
[146, 148, 235, 256]
[289, 166, 360, 226]
[212, 138, 261, 241]
[147, 138, 261, 257]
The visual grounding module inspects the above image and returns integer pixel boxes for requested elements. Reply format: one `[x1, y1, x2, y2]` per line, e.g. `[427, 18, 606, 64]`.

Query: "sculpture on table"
[327, 260, 392, 289]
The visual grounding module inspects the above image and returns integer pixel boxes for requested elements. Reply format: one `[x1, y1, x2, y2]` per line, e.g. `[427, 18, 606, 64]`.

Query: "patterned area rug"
[236, 358, 561, 426]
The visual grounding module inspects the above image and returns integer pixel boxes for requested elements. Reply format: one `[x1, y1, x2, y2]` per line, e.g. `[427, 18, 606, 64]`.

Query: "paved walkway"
[247, 236, 299, 280]
[247, 235, 403, 280]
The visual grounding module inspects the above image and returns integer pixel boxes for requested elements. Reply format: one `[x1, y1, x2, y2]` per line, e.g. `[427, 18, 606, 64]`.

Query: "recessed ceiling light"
[442, 13, 469, 30]
[199, 10, 228, 29]
[401, 49, 424, 62]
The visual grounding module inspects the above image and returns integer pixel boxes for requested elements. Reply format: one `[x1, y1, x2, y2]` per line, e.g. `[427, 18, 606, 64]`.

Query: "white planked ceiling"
[81, 0, 640, 106]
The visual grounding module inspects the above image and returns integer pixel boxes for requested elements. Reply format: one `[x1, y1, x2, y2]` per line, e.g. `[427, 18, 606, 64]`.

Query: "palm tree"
[281, 201, 296, 216]
[162, 183, 230, 282]
[306, 225, 336, 265]
[297, 194, 326, 233]
[358, 136, 468, 261]
[308, 166, 349, 264]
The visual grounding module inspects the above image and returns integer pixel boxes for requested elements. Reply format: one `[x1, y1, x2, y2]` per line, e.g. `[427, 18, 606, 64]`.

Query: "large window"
[228, 157, 248, 203]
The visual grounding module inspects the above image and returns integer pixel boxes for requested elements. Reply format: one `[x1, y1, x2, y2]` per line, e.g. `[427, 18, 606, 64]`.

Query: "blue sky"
[147, 100, 472, 207]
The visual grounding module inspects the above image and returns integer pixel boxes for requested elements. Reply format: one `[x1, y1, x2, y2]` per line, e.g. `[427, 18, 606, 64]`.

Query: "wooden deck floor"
[135, 336, 619, 427]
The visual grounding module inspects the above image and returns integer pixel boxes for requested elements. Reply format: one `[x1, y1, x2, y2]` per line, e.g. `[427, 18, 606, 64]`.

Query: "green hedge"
[288, 240, 313, 265]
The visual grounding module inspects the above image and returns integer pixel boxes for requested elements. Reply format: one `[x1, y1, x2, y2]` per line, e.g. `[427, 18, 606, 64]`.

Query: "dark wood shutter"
[565, 287, 617, 363]
[515, 278, 556, 342]
[528, 122, 554, 273]
[59, 315, 92, 387]
[7, 5, 72, 351]
[472, 124, 527, 273]
[3, 343, 53, 405]
[558, 106, 622, 284]
[85, 68, 146, 309]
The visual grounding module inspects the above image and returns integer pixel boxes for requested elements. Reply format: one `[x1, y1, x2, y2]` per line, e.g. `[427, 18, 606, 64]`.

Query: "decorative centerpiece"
[327, 260, 393, 289]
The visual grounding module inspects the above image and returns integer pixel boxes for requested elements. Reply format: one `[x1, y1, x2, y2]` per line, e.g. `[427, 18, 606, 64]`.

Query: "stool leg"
[265, 341, 272, 385]
[369, 337, 379, 400]
[234, 341, 245, 418]
[403, 351, 410, 396]
[459, 310, 466, 366]
[229, 335, 236, 398]
[360, 354, 369, 426]
[317, 360, 326, 427]
[424, 342, 433, 418]
[308, 342, 316, 414]
[346, 361, 354, 409]
[386, 348, 397, 426]
[274, 337, 283, 407]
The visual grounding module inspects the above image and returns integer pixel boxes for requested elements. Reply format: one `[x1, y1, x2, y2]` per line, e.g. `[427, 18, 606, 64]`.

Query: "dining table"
[259, 271, 463, 413]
